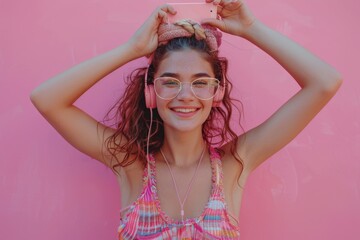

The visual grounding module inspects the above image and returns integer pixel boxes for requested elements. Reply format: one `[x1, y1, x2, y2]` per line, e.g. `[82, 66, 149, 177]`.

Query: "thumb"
[201, 18, 225, 31]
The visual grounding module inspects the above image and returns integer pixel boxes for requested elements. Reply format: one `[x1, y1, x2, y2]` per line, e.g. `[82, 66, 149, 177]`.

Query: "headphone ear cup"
[212, 86, 225, 107]
[145, 84, 157, 109]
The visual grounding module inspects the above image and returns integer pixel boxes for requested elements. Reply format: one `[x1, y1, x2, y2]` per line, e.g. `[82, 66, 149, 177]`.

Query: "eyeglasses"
[153, 77, 220, 100]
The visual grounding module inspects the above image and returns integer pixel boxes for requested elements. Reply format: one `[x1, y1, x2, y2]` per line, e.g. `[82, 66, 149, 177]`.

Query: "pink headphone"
[144, 64, 226, 109]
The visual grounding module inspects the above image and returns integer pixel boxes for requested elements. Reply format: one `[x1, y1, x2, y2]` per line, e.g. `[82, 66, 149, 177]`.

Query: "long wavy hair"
[103, 36, 244, 174]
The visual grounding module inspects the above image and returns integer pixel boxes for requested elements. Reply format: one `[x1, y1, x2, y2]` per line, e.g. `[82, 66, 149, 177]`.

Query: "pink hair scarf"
[157, 20, 222, 55]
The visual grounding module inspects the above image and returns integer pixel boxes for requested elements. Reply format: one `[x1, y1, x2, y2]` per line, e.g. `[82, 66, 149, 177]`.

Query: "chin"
[166, 121, 203, 133]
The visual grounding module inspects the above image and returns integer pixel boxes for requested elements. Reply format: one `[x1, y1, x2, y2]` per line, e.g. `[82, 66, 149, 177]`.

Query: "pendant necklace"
[160, 145, 206, 222]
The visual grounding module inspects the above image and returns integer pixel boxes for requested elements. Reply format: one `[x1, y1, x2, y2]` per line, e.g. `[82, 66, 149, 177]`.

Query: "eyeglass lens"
[154, 77, 219, 100]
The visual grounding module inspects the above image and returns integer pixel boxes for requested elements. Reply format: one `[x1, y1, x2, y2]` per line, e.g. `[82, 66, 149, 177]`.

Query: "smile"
[172, 108, 198, 113]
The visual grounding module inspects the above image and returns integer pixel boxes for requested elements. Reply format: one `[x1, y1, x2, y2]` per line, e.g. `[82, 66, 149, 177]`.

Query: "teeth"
[173, 108, 197, 113]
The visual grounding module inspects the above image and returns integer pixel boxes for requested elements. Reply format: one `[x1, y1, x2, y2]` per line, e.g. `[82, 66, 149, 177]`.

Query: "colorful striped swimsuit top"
[118, 147, 241, 239]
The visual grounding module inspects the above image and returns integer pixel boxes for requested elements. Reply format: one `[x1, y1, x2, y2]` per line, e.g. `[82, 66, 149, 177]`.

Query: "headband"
[157, 20, 222, 55]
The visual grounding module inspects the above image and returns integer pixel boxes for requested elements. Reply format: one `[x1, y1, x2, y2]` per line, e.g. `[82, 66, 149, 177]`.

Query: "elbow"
[315, 70, 343, 97]
[29, 87, 48, 113]
[29, 88, 40, 107]
[29, 88, 39, 108]
[324, 71, 343, 95]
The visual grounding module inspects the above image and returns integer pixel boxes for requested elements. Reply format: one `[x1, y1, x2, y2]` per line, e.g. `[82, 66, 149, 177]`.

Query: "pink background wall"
[1, 0, 359, 239]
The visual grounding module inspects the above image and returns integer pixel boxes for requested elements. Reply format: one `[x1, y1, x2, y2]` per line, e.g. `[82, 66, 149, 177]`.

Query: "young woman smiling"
[30, 0, 342, 238]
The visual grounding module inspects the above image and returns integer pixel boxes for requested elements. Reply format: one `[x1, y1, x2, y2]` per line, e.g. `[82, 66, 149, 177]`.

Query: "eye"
[161, 78, 180, 88]
[193, 79, 210, 88]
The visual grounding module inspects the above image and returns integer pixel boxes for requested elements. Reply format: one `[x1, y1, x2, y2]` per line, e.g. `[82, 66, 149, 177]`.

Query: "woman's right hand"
[126, 5, 176, 58]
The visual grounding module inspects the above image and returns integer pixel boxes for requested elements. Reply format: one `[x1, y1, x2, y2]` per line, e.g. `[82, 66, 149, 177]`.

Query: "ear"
[145, 84, 157, 109]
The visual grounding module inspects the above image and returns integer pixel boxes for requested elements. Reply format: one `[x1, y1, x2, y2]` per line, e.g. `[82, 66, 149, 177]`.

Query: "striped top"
[118, 147, 241, 239]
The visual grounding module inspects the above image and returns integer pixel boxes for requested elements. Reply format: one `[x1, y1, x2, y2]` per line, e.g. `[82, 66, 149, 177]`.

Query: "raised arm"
[204, 0, 342, 172]
[30, 5, 176, 167]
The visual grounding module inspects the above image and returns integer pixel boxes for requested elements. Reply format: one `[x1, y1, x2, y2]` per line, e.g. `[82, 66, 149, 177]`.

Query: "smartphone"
[168, 3, 217, 23]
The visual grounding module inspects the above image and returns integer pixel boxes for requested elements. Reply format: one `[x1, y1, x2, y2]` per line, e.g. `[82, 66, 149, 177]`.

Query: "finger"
[213, 0, 225, 6]
[215, 0, 240, 7]
[201, 18, 225, 31]
[157, 9, 169, 24]
[205, 0, 221, 5]
[205, 0, 224, 6]
[223, 0, 243, 7]
[159, 4, 176, 15]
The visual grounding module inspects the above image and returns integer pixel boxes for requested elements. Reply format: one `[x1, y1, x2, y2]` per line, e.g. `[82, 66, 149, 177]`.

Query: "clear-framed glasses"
[153, 77, 220, 100]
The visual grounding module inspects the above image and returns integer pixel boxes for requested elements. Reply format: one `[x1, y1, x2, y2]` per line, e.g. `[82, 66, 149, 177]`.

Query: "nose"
[177, 82, 195, 100]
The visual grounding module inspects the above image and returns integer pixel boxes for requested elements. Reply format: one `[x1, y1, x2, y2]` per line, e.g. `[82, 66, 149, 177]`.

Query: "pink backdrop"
[1, 0, 359, 239]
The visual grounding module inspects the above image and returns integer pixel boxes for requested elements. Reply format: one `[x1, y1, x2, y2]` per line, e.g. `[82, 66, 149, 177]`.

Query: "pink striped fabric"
[118, 147, 241, 239]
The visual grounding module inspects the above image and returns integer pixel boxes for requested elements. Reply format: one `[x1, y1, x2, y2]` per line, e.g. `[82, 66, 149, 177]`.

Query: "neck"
[160, 127, 206, 167]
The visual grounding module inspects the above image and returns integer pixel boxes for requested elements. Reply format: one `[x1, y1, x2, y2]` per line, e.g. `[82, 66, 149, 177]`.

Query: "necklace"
[160, 145, 206, 222]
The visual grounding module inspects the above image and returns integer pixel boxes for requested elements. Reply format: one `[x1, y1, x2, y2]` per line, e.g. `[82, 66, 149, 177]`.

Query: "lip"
[170, 106, 201, 118]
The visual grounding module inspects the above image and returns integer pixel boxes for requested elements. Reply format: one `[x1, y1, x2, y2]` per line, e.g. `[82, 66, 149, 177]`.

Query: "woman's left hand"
[202, 0, 256, 37]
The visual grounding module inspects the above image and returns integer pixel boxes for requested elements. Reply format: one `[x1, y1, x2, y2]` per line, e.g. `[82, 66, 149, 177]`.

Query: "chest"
[118, 155, 247, 222]
[155, 160, 213, 221]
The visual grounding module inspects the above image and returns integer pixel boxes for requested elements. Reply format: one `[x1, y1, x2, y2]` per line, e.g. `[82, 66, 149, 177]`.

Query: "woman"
[30, 0, 342, 238]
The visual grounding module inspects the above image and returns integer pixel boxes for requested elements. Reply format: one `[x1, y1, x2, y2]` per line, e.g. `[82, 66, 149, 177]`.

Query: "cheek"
[203, 102, 213, 118]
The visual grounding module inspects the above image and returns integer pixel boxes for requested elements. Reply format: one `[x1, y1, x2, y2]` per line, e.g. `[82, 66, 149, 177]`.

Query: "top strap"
[209, 147, 224, 188]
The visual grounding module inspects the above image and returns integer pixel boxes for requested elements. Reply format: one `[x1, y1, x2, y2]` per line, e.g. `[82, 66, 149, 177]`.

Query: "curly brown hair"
[103, 36, 244, 173]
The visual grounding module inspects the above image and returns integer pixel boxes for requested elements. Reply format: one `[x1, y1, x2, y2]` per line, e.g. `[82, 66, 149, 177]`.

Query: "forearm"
[30, 42, 138, 112]
[242, 20, 342, 91]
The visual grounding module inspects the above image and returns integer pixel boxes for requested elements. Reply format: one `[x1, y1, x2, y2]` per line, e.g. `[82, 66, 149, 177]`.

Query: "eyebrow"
[159, 72, 212, 78]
